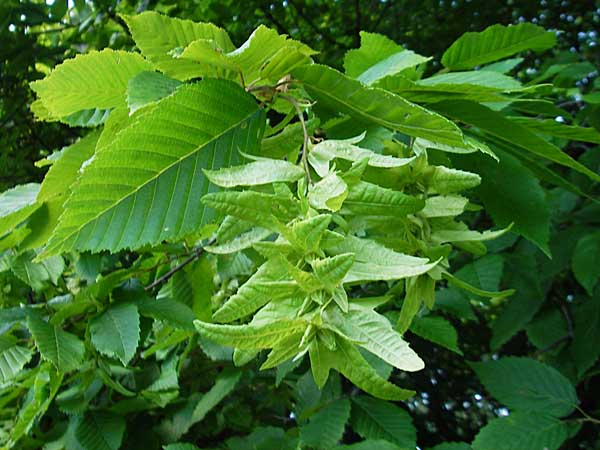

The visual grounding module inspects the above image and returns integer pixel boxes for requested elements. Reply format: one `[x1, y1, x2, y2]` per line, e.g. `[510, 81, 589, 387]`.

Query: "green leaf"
[351, 396, 416, 448]
[194, 319, 308, 350]
[37, 131, 100, 203]
[471, 357, 578, 417]
[453, 150, 550, 254]
[138, 296, 196, 331]
[42, 80, 264, 256]
[180, 25, 315, 83]
[572, 231, 600, 295]
[326, 306, 423, 371]
[261, 332, 304, 369]
[293, 64, 464, 146]
[27, 315, 85, 373]
[122, 11, 234, 80]
[435, 100, 600, 182]
[481, 57, 524, 73]
[490, 253, 544, 349]
[309, 136, 414, 178]
[341, 181, 425, 217]
[213, 261, 299, 322]
[163, 444, 200, 450]
[441, 23, 556, 70]
[316, 338, 415, 401]
[74, 411, 126, 450]
[0, 183, 41, 237]
[204, 159, 304, 187]
[90, 303, 140, 366]
[0, 335, 32, 383]
[471, 413, 568, 450]
[10, 252, 65, 291]
[8, 364, 63, 447]
[418, 71, 523, 91]
[189, 369, 241, 428]
[126, 71, 182, 114]
[422, 166, 481, 194]
[324, 235, 437, 283]
[312, 254, 355, 291]
[421, 195, 468, 218]
[344, 32, 430, 85]
[509, 117, 600, 144]
[571, 296, 600, 378]
[206, 226, 272, 255]
[410, 316, 462, 354]
[309, 172, 349, 212]
[202, 190, 299, 231]
[31, 49, 153, 118]
[300, 398, 351, 449]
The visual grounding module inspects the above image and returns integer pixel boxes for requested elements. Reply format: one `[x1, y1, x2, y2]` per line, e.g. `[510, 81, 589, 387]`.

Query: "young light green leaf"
[206, 226, 272, 255]
[325, 235, 437, 283]
[309, 137, 414, 177]
[90, 303, 140, 366]
[326, 306, 424, 371]
[309, 172, 349, 212]
[351, 396, 417, 448]
[27, 316, 85, 373]
[204, 159, 304, 187]
[321, 337, 415, 401]
[31, 49, 153, 118]
[312, 254, 355, 291]
[341, 181, 425, 217]
[421, 195, 468, 218]
[213, 261, 299, 323]
[442, 22, 556, 70]
[293, 64, 465, 146]
[42, 80, 264, 256]
[202, 190, 299, 231]
[261, 333, 304, 370]
[431, 223, 511, 244]
[443, 272, 514, 299]
[422, 166, 481, 194]
[194, 319, 308, 350]
[470, 356, 578, 417]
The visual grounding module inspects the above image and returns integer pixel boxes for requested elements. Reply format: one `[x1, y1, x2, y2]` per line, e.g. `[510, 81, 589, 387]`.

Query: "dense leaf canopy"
[0, 1, 599, 450]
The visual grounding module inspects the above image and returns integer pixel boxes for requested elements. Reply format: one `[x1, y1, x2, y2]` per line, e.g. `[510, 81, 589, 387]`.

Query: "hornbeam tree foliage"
[0, 9, 599, 450]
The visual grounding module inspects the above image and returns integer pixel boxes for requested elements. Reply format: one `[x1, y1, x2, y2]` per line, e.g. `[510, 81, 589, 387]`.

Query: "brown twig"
[144, 238, 215, 291]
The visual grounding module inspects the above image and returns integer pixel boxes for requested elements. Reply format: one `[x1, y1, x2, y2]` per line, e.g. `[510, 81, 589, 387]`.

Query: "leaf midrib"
[47, 107, 261, 255]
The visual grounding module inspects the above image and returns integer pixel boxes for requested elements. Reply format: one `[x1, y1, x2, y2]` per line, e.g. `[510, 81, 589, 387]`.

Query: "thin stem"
[575, 405, 600, 425]
[144, 238, 215, 291]
[289, 98, 313, 185]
